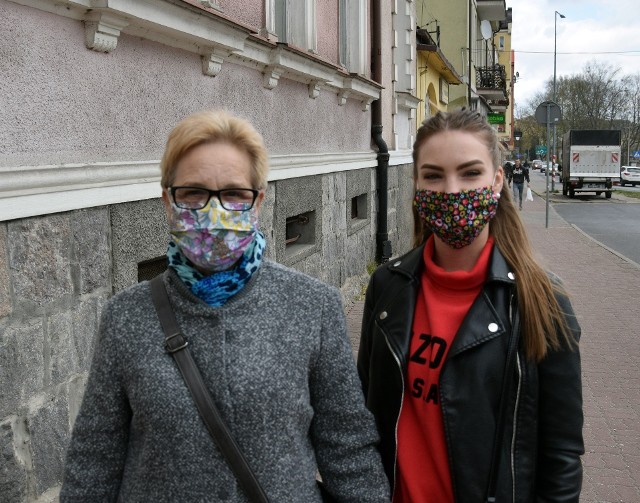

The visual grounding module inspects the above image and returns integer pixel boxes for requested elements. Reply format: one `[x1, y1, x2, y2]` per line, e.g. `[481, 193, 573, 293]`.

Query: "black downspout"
[372, 125, 391, 262]
[371, 0, 392, 263]
[468, 0, 473, 107]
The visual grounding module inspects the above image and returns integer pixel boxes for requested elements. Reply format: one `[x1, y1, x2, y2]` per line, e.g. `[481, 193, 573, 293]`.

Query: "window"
[272, 0, 317, 52]
[339, 0, 367, 75]
[285, 211, 316, 258]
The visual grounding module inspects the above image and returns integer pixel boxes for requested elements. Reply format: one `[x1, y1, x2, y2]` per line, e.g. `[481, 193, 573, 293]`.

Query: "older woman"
[61, 110, 390, 502]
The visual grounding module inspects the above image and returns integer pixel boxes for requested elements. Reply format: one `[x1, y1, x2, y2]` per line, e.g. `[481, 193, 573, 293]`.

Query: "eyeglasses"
[170, 186, 259, 211]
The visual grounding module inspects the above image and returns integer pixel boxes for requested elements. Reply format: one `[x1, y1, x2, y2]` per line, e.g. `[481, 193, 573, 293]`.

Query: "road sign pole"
[534, 100, 562, 229]
[546, 104, 551, 229]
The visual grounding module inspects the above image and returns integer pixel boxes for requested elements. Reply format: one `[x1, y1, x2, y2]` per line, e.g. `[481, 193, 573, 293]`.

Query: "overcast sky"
[509, 0, 640, 115]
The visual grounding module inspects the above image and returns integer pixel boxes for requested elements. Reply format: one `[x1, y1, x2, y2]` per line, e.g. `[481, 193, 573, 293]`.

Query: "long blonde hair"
[412, 109, 572, 362]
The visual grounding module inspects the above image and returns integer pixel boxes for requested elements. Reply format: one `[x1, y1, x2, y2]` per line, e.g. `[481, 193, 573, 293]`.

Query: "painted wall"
[416, 52, 447, 125]
[217, 0, 265, 29]
[0, 1, 372, 168]
[424, 0, 471, 108]
[316, 0, 340, 62]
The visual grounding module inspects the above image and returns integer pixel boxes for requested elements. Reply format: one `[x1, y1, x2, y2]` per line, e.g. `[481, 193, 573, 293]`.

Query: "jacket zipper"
[511, 353, 522, 502]
[380, 325, 404, 501]
[509, 295, 522, 502]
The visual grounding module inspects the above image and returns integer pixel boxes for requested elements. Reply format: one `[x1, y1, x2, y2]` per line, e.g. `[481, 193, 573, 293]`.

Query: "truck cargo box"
[567, 130, 621, 146]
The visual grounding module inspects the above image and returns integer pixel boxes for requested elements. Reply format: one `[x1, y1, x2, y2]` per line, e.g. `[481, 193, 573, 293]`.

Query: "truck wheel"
[569, 188, 575, 198]
[605, 191, 612, 199]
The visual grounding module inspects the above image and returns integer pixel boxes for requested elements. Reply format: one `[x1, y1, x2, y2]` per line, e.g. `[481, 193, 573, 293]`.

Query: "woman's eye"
[463, 170, 481, 177]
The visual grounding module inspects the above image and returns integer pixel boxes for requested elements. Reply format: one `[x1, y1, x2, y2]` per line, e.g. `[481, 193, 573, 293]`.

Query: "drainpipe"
[468, 0, 472, 106]
[371, 0, 392, 263]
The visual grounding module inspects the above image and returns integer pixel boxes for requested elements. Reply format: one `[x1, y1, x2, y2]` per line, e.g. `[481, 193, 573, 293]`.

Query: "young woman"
[61, 110, 390, 502]
[358, 109, 584, 503]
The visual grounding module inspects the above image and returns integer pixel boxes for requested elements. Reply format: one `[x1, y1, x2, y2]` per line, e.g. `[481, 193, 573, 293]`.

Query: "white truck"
[560, 130, 621, 199]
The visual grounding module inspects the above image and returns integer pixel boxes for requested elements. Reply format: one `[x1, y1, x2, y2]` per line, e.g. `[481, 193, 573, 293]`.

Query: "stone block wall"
[0, 209, 111, 503]
[0, 164, 414, 502]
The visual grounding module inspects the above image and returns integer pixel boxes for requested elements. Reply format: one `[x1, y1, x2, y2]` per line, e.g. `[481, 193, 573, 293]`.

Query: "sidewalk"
[345, 173, 640, 502]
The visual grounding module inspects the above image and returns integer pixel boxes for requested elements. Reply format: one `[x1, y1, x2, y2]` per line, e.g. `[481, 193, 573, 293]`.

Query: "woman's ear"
[161, 188, 172, 223]
[493, 166, 504, 194]
[253, 189, 266, 216]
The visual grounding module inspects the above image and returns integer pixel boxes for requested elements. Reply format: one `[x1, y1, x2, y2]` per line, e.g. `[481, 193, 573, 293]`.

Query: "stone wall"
[0, 164, 414, 502]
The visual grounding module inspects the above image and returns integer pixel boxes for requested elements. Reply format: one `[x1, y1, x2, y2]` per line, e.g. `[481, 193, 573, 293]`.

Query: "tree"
[515, 61, 640, 164]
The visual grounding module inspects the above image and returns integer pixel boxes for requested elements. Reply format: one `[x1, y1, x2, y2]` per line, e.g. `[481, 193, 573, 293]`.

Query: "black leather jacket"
[357, 244, 584, 503]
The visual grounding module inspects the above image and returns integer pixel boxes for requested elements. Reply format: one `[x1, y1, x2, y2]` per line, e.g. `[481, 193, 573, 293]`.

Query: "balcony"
[475, 65, 507, 101]
[477, 0, 507, 21]
[486, 98, 509, 111]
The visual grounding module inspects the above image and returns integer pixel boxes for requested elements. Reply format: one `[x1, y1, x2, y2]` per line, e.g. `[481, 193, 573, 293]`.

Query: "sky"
[509, 0, 640, 116]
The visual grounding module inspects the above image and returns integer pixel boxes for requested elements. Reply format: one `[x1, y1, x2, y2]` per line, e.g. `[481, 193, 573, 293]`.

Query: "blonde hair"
[160, 110, 269, 190]
[412, 109, 572, 362]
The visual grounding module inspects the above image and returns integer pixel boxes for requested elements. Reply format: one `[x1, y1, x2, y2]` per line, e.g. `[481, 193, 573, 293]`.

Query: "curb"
[529, 185, 640, 270]
[569, 223, 640, 270]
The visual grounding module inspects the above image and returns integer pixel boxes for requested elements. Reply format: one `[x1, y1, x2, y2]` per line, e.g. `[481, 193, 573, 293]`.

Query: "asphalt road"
[552, 201, 640, 265]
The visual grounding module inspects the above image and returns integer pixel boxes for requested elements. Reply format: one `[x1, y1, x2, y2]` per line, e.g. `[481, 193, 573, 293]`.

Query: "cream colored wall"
[416, 52, 446, 126]
[418, 0, 469, 109]
[495, 29, 513, 147]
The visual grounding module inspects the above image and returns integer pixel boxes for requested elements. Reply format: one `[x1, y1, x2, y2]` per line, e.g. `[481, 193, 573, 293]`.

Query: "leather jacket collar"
[376, 239, 516, 368]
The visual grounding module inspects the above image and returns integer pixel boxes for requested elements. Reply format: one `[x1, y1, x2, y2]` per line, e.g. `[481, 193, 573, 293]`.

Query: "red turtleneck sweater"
[393, 235, 494, 503]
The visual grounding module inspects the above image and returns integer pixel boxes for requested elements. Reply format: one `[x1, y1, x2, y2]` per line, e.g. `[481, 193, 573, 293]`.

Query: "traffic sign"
[633, 150, 640, 158]
[536, 145, 547, 155]
[534, 101, 562, 125]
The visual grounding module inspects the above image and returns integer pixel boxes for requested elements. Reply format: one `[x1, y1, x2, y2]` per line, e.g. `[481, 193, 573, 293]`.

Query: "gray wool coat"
[60, 261, 390, 502]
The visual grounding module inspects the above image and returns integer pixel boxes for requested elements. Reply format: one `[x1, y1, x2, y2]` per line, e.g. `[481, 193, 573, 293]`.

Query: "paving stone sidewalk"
[345, 175, 640, 502]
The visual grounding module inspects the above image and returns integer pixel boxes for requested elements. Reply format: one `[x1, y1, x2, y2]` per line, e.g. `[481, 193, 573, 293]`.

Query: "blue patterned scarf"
[167, 231, 266, 307]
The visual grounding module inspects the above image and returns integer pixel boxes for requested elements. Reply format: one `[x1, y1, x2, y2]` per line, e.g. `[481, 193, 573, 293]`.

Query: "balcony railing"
[486, 98, 509, 110]
[475, 65, 507, 95]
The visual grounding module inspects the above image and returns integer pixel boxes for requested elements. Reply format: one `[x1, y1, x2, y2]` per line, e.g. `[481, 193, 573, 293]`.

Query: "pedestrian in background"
[511, 158, 530, 210]
[358, 109, 584, 502]
[61, 110, 390, 502]
[503, 160, 514, 188]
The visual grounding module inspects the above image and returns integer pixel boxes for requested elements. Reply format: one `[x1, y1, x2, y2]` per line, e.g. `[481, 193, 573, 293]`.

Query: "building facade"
[0, 1, 419, 500]
[415, 0, 510, 124]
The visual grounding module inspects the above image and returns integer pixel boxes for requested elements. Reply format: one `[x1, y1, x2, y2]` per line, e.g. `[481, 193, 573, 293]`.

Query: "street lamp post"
[552, 10, 565, 191]
[514, 130, 522, 160]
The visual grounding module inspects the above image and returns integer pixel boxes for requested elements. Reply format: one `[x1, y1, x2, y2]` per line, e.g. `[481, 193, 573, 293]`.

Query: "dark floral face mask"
[414, 186, 500, 249]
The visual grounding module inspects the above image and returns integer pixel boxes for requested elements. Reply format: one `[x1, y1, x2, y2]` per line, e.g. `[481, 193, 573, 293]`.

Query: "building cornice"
[8, 0, 380, 108]
[0, 152, 376, 221]
[0, 149, 416, 221]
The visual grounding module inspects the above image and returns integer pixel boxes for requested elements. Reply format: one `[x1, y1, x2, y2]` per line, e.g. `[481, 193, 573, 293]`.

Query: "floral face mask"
[168, 199, 258, 272]
[414, 185, 500, 249]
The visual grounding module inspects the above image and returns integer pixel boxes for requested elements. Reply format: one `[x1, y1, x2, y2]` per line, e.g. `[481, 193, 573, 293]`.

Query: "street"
[553, 202, 640, 265]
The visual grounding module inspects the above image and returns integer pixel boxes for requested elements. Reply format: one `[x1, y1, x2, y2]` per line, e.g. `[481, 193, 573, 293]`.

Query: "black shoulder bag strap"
[149, 275, 270, 503]
[485, 299, 521, 503]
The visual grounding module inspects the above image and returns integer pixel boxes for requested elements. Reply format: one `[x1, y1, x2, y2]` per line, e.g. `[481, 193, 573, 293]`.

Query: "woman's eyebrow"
[418, 159, 485, 171]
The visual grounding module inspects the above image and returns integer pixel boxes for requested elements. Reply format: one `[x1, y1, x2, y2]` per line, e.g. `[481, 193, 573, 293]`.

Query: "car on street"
[531, 159, 543, 170]
[540, 163, 558, 175]
[620, 166, 640, 186]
